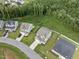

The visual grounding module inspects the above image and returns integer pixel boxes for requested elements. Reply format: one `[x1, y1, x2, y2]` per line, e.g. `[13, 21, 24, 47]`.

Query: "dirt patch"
[4, 48, 19, 59]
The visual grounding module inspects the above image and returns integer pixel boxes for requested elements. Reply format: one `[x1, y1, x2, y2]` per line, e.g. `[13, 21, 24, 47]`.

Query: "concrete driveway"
[30, 40, 39, 50]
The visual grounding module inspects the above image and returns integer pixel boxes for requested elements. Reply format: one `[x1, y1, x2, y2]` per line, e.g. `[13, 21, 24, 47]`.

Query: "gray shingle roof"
[52, 38, 76, 59]
[37, 27, 52, 38]
[36, 27, 52, 44]
[20, 23, 33, 33]
[5, 21, 16, 28]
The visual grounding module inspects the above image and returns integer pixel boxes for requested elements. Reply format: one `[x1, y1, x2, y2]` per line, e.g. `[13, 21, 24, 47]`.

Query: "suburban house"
[16, 23, 34, 41]
[4, 0, 24, 5]
[51, 38, 76, 59]
[5, 20, 18, 32]
[0, 20, 4, 30]
[4, 0, 11, 4]
[16, 0, 24, 4]
[35, 27, 52, 44]
[20, 23, 34, 36]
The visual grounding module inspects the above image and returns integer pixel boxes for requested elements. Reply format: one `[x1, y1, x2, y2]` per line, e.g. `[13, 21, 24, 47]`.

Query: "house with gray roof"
[5, 20, 18, 32]
[16, 23, 34, 41]
[35, 27, 52, 44]
[0, 20, 4, 30]
[20, 23, 34, 36]
[4, 0, 24, 5]
[4, 0, 11, 4]
[51, 38, 76, 59]
[16, 0, 24, 4]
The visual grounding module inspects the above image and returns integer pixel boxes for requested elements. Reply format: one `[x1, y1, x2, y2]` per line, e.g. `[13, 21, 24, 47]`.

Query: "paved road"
[0, 37, 42, 59]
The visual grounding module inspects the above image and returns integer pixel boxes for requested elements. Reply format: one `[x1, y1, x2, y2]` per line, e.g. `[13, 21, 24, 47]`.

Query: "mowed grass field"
[0, 43, 29, 59]
[0, 48, 19, 59]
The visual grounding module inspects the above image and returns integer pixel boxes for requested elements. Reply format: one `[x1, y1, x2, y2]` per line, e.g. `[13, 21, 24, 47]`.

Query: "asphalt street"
[0, 37, 42, 59]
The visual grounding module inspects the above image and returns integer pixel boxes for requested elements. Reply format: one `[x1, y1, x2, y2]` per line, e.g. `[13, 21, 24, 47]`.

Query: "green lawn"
[0, 48, 4, 59]
[0, 30, 4, 37]
[73, 47, 79, 59]
[21, 26, 40, 46]
[15, 15, 79, 43]
[8, 28, 20, 39]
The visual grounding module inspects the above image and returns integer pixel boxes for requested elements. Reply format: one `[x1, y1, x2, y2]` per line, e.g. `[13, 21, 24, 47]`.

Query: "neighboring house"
[16, 23, 34, 41]
[20, 23, 34, 36]
[4, 0, 11, 4]
[51, 38, 76, 59]
[0, 20, 4, 30]
[5, 20, 18, 32]
[4, 0, 24, 5]
[35, 27, 52, 44]
[16, 0, 24, 4]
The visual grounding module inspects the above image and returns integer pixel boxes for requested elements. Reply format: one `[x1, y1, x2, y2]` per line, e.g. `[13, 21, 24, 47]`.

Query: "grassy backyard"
[15, 15, 79, 43]
[0, 30, 4, 37]
[0, 15, 79, 59]
[8, 28, 20, 39]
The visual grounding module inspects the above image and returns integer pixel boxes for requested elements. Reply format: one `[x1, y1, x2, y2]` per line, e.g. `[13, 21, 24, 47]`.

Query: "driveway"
[3, 30, 9, 38]
[16, 34, 25, 41]
[0, 37, 42, 59]
[30, 40, 39, 50]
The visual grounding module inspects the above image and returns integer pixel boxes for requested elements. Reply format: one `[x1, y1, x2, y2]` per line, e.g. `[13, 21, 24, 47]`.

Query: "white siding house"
[5, 20, 18, 32]
[35, 27, 52, 44]
[16, 23, 34, 41]
[20, 23, 34, 36]
[4, 0, 24, 5]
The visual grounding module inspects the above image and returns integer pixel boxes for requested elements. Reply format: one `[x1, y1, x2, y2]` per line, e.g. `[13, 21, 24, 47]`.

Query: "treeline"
[0, 0, 79, 31]
[0, 0, 79, 18]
